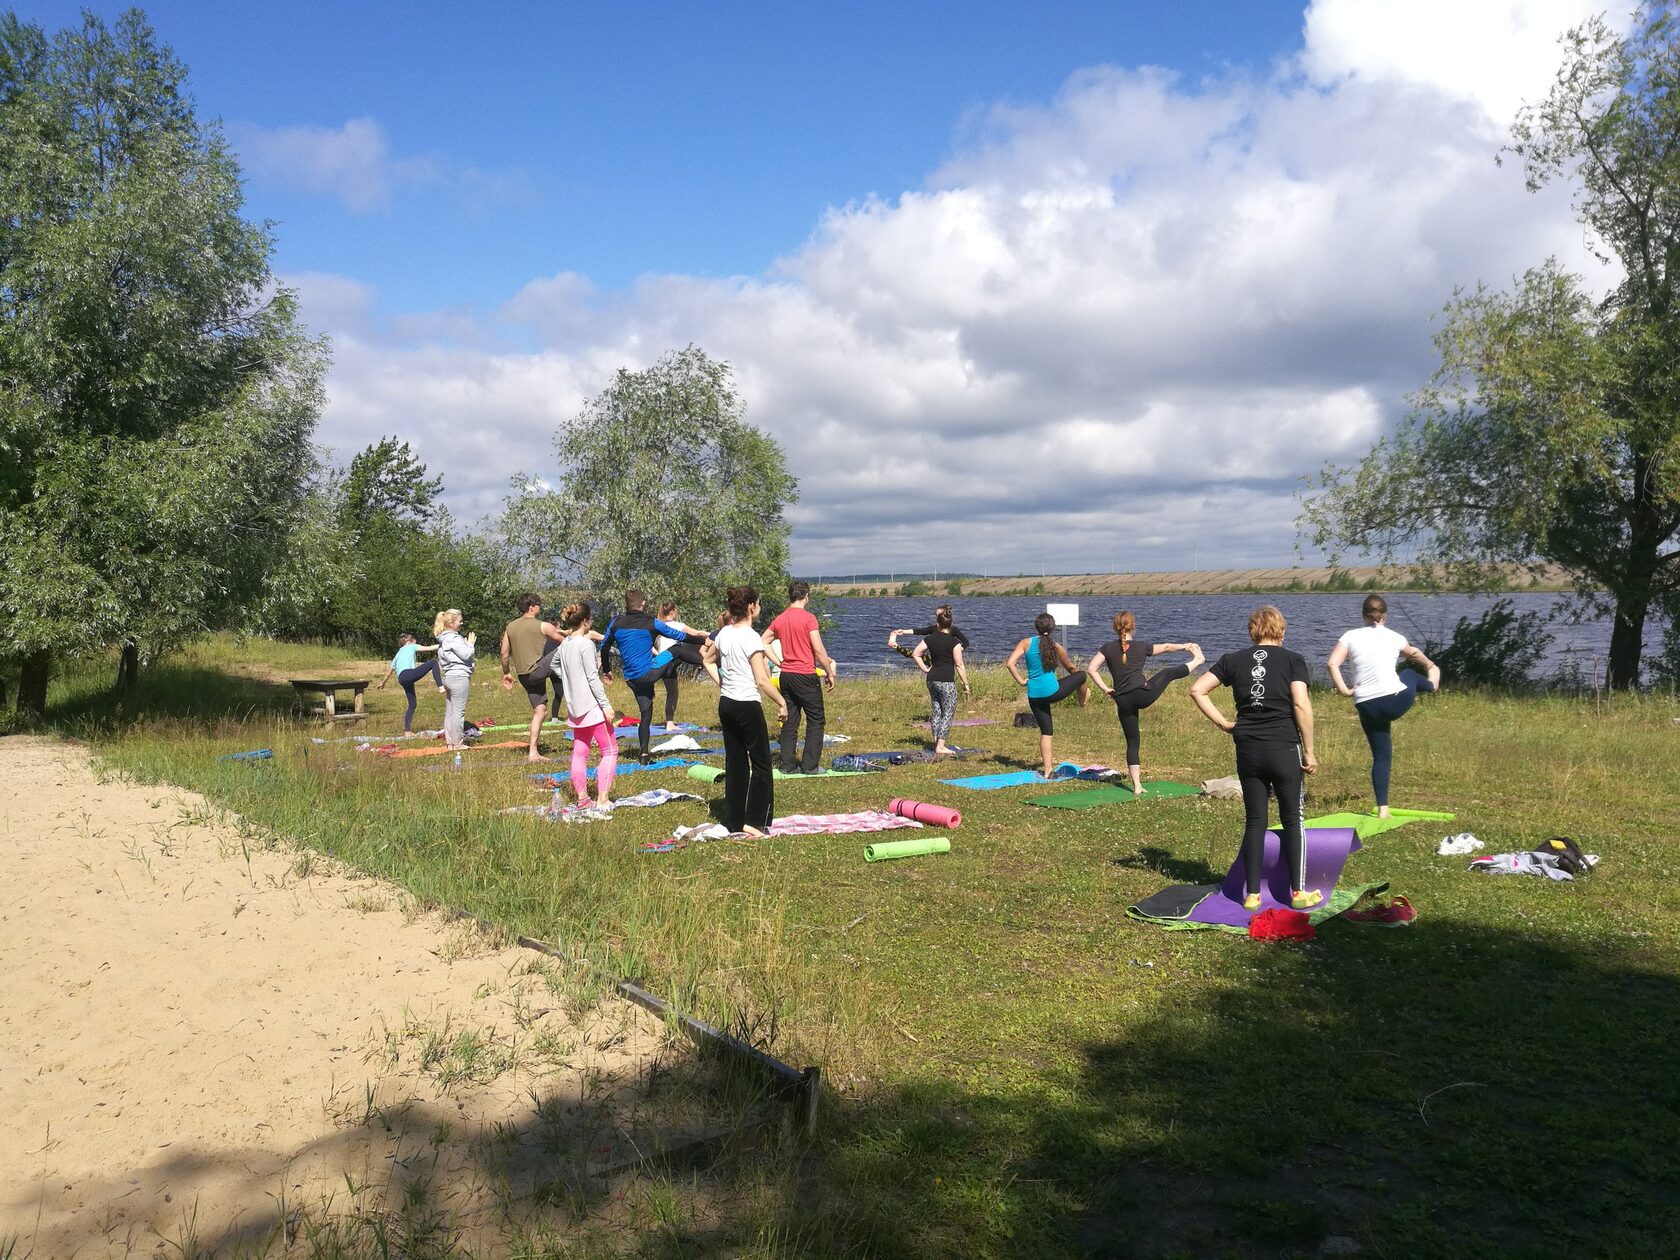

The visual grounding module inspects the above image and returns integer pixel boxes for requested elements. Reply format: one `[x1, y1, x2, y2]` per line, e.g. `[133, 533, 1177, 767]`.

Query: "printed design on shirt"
[1248, 649, 1268, 707]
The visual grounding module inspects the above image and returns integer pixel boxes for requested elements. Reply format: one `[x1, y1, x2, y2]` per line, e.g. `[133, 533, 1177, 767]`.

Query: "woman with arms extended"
[1005, 612, 1089, 779]
[702, 586, 788, 836]
[653, 600, 704, 727]
[1189, 605, 1319, 911]
[433, 610, 477, 752]
[889, 604, 970, 660]
[1327, 594, 1441, 820]
[376, 633, 442, 735]
[555, 602, 618, 809]
[911, 606, 971, 755]
[1086, 612, 1203, 796]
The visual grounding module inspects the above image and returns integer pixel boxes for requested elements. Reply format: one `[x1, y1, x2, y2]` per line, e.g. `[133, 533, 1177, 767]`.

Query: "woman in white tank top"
[1327, 594, 1442, 818]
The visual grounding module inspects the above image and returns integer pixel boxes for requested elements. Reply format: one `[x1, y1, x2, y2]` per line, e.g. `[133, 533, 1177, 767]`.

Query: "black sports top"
[1099, 638, 1154, 695]
[1208, 645, 1309, 743]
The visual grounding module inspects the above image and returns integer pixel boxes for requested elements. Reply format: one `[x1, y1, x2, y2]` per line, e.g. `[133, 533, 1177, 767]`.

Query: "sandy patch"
[0, 737, 697, 1256]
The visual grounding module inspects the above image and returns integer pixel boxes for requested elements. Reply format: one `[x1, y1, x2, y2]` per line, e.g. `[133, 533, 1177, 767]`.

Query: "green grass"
[29, 635, 1680, 1257]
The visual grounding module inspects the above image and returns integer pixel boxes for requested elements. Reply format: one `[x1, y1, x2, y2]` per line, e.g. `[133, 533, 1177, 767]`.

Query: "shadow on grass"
[39, 660, 302, 734]
[634, 917, 1680, 1258]
[1111, 845, 1222, 885]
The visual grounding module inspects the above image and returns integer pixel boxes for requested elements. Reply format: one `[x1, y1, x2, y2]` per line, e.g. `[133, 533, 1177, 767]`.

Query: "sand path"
[0, 737, 680, 1256]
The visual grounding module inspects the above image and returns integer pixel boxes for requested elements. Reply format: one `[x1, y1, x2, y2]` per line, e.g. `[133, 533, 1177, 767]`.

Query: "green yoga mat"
[1024, 781, 1202, 810]
[1302, 808, 1456, 839]
[864, 837, 951, 862]
[685, 764, 871, 784]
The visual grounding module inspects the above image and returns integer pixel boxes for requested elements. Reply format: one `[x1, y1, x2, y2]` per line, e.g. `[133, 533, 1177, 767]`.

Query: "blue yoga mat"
[531, 756, 694, 785]
[939, 763, 1083, 791]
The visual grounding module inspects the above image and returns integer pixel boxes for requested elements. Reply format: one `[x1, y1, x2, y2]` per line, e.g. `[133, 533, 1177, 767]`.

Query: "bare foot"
[1134, 785, 1148, 796]
[742, 825, 767, 838]
[1376, 806, 1392, 819]
[1186, 645, 1205, 672]
[526, 752, 549, 763]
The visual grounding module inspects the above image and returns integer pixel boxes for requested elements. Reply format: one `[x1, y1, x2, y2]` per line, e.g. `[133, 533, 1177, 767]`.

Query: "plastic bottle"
[453, 752, 462, 769]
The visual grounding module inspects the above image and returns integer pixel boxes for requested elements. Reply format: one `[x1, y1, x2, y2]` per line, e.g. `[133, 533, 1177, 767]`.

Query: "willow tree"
[1303, 4, 1680, 689]
[504, 346, 797, 616]
[0, 11, 324, 714]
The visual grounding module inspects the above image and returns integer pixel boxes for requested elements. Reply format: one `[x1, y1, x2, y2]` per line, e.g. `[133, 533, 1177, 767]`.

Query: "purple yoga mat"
[1186, 827, 1362, 927]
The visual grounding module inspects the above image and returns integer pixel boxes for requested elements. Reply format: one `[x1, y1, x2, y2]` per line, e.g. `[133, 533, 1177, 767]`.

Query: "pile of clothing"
[1469, 836, 1598, 881]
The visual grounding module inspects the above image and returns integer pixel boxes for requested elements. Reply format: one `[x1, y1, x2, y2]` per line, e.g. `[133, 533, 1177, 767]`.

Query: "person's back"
[923, 630, 959, 682]
[769, 605, 819, 674]
[505, 615, 550, 679]
[1024, 636, 1059, 696]
[1337, 623, 1409, 701]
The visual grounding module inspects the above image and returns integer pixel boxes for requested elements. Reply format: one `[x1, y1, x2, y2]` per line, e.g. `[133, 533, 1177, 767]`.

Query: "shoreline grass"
[18, 634, 1680, 1256]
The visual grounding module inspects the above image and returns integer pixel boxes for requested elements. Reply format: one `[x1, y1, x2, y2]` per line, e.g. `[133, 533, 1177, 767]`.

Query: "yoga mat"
[864, 837, 951, 862]
[532, 757, 694, 785]
[939, 763, 1083, 791]
[888, 798, 962, 828]
[686, 763, 871, 783]
[1026, 781, 1202, 809]
[219, 749, 273, 761]
[386, 740, 526, 759]
[1301, 808, 1457, 840]
[913, 717, 998, 728]
[1129, 828, 1368, 933]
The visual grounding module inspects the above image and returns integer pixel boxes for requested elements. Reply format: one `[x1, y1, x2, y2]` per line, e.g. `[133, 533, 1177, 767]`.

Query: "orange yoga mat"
[384, 739, 527, 759]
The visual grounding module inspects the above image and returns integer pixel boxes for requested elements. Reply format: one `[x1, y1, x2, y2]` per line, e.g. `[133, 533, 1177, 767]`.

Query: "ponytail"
[560, 602, 591, 631]
[726, 585, 759, 622]
[1033, 612, 1059, 671]
[1112, 610, 1136, 663]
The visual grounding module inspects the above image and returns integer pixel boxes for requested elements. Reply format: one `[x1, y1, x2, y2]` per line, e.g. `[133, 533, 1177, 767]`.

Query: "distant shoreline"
[815, 563, 1575, 598]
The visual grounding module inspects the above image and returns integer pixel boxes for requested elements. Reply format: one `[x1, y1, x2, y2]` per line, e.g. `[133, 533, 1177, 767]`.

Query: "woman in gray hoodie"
[433, 608, 477, 750]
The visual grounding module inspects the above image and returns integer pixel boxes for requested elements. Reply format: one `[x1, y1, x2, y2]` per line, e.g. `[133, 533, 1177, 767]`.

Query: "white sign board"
[1045, 602, 1080, 626]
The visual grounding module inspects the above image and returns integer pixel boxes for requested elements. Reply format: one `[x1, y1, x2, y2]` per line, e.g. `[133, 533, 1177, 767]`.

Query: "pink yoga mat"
[889, 798, 962, 829]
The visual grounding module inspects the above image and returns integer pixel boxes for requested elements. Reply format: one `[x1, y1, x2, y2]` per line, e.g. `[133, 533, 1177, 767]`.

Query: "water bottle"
[453, 752, 462, 769]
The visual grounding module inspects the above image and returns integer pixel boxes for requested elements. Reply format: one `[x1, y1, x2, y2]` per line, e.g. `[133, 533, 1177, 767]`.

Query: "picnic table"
[290, 678, 371, 722]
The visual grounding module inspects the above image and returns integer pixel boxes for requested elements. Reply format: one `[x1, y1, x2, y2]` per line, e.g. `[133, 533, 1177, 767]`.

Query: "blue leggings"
[1354, 669, 1435, 807]
[398, 659, 442, 732]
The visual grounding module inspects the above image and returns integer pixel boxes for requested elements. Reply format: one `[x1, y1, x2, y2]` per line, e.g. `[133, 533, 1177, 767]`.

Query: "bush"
[899, 578, 930, 597]
[945, 578, 964, 597]
[1423, 599, 1552, 687]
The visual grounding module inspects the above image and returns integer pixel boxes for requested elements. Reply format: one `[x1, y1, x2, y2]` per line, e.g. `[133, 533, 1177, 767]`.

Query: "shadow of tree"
[1111, 845, 1222, 885]
[43, 660, 302, 733]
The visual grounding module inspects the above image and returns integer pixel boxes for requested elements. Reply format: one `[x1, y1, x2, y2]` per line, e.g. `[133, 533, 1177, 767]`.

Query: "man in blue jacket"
[598, 589, 708, 761]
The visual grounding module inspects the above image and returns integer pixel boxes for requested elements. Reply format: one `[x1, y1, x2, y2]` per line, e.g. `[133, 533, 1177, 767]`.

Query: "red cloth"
[1247, 908, 1315, 941]
[615, 715, 638, 728]
[769, 607, 820, 673]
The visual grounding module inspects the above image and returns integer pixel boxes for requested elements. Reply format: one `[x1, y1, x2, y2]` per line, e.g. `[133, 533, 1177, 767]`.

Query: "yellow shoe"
[1242, 893, 1262, 911]
[1290, 889, 1324, 911]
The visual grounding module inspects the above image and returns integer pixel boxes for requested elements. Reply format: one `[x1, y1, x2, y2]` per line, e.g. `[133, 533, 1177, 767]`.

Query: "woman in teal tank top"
[1006, 613, 1088, 777]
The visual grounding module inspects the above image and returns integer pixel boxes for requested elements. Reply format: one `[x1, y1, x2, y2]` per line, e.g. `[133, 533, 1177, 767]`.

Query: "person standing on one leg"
[1006, 613, 1088, 779]
[1190, 605, 1319, 912]
[597, 590, 707, 764]
[911, 609, 969, 755]
[763, 581, 836, 774]
[377, 633, 442, 734]
[1085, 611, 1203, 796]
[433, 609, 477, 751]
[703, 586, 787, 836]
[1327, 594, 1441, 819]
[555, 602, 618, 809]
[500, 593, 565, 763]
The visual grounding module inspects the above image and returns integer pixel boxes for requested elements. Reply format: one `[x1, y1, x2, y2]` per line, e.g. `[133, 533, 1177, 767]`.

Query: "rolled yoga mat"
[864, 837, 951, 862]
[888, 798, 962, 828]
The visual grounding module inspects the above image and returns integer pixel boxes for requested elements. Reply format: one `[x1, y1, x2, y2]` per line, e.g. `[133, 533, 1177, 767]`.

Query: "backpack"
[1536, 836, 1590, 875]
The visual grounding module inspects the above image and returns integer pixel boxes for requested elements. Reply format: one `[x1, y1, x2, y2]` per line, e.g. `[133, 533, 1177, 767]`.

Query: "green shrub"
[1424, 598, 1552, 687]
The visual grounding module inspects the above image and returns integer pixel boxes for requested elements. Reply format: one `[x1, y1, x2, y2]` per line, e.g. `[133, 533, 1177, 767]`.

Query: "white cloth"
[555, 634, 611, 727]
[1338, 623, 1410, 702]
[651, 735, 704, 752]
[1437, 833, 1485, 856]
[713, 622, 766, 702]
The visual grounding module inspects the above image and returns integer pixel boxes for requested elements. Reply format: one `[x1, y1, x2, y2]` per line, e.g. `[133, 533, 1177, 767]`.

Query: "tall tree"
[1301, 4, 1680, 689]
[340, 436, 443, 535]
[504, 345, 798, 616]
[0, 10, 324, 713]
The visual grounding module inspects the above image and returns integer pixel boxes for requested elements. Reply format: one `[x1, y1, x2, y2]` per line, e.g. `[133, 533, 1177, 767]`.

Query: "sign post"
[1046, 602, 1079, 656]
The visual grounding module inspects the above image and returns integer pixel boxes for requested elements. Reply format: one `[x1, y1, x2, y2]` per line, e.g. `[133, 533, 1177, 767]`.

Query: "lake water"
[820, 593, 1650, 685]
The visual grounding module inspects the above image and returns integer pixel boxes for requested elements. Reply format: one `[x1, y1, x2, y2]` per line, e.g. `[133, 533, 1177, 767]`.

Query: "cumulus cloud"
[292, 0, 1616, 573]
[232, 117, 537, 215]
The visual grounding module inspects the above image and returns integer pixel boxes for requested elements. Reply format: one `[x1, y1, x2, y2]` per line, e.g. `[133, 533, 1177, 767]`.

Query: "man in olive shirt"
[501, 593, 564, 762]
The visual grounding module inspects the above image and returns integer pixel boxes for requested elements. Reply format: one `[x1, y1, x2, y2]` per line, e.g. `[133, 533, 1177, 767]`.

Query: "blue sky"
[20, 1, 1615, 573]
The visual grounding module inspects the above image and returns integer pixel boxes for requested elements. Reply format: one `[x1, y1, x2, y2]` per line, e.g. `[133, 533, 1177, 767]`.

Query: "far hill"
[815, 563, 1573, 597]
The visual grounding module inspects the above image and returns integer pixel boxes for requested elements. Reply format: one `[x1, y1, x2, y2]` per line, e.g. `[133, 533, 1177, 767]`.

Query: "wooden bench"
[290, 678, 371, 723]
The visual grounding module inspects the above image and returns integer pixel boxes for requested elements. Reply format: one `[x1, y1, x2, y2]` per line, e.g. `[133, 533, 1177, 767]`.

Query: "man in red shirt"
[763, 580, 837, 774]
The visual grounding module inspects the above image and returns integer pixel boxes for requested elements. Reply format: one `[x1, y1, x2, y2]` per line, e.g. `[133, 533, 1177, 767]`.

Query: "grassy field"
[22, 635, 1680, 1257]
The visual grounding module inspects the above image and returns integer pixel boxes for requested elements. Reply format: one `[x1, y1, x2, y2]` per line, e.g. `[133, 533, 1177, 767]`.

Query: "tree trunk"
[0, 669, 8, 711]
[1607, 597, 1647, 690]
[117, 639, 139, 689]
[17, 649, 51, 719]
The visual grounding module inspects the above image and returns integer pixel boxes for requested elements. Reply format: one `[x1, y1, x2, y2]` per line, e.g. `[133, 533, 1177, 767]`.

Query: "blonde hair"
[1248, 605, 1286, 643]
[560, 602, 591, 630]
[432, 608, 462, 636]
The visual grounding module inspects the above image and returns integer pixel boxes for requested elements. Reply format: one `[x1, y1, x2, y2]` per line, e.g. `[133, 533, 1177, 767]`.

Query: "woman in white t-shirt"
[1327, 594, 1442, 818]
[701, 585, 788, 836]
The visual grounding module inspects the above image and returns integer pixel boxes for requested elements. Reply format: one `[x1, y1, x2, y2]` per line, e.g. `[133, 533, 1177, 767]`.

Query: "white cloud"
[292, 0, 1616, 573]
[232, 117, 537, 215]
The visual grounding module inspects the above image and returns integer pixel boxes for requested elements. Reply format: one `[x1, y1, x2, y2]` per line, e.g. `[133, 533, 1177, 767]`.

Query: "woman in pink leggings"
[555, 602, 618, 808]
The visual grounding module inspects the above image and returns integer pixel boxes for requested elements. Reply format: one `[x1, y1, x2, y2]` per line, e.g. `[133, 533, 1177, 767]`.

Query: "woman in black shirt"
[1190, 605, 1320, 911]
[911, 607, 970, 754]
[1086, 610, 1203, 795]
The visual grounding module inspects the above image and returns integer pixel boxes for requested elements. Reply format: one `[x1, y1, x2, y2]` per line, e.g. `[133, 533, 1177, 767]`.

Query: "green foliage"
[341, 436, 443, 533]
[945, 577, 964, 597]
[899, 578, 930, 597]
[0, 10, 324, 704]
[502, 346, 797, 617]
[1422, 599, 1554, 688]
[1302, 4, 1680, 689]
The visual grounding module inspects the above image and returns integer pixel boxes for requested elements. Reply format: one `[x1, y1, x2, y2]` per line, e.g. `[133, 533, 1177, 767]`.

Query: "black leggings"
[1112, 663, 1190, 765]
[718, 696, 774, 832]
[1027, 671, 1087, 735]
[1354, 668, 1435, 808]
[661, 640, 704, 725]
[1235, 739, 1306, 898]
[397, 660, 442, 732]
